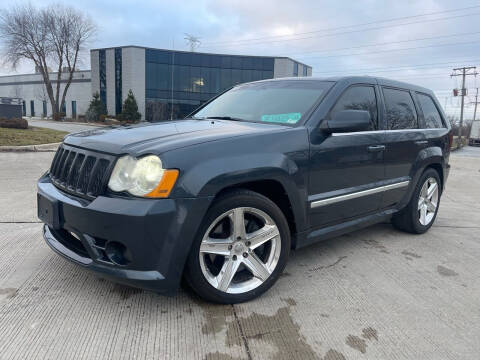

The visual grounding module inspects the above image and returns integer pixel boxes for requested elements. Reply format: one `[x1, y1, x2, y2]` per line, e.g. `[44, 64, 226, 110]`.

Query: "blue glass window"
[99, 49, 107, 108]
[145, 48, 308, 121]
[262, 58, 274, 71]
[72, 101, 77, 118]
[231, 56, 242, 69]
[114, 48, 122, 115]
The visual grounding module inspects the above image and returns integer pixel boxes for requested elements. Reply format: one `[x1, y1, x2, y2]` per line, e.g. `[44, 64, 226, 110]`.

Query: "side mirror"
[323, 110, 371, 133]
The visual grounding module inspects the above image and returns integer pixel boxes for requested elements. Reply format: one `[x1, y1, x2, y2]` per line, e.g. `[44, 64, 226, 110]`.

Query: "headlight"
[108, 155, 178, 198]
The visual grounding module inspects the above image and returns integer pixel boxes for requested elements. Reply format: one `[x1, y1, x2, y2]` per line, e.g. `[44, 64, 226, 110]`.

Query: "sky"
[1, 0, 479, 118]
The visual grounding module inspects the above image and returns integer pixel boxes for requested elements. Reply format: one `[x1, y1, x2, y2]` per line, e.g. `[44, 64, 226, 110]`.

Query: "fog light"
[105, 241, 132, 266]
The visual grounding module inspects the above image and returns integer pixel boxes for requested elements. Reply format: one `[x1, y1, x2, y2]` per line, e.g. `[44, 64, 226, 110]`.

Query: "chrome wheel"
[418, 177, 439, 226]
[199, 207, 281, 294]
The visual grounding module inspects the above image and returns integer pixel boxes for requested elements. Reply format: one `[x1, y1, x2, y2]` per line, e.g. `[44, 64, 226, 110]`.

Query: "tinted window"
[383, 88, 417, 130]
[417, 93, 444, 128]
[330, 86, 378, 130]
[193, 81, 332, 124]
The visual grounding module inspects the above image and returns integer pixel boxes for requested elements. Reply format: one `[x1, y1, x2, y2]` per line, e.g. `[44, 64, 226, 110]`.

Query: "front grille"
[49, 144, 115, 199]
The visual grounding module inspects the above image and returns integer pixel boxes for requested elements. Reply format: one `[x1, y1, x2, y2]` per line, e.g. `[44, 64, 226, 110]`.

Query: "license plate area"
[37, 193, 61, 229]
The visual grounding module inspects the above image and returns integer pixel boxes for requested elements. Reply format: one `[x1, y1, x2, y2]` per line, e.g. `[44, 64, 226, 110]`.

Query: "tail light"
[448, 131, 454, 149]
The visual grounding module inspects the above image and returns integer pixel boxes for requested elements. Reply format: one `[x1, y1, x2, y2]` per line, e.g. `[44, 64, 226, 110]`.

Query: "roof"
[90, 45, 312, 68]
[250, 75, 433, 94]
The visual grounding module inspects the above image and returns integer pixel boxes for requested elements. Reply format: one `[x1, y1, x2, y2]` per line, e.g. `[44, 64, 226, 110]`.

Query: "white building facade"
[0, 70, 91, 118]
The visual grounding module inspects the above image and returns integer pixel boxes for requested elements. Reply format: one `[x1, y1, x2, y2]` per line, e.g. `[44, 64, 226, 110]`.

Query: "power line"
[202, 12, 480, 48]
[387, 74, 449, 80]
[310, 59, 480, 75]
[300, 40, 479, 61]
[470, 88, 479, 123]
[288, 31, 480, 57]
[202, 5, 480, 46]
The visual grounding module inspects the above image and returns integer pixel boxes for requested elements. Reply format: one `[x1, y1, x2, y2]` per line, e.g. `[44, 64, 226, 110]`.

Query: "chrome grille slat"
[88, 159, 110, 195]
[48, 144, 114, 200]
[59, 151, 75, 184]
[66, 153, 84, 190]
[55, 149, 69, 179]
[50, 147, 63, 174]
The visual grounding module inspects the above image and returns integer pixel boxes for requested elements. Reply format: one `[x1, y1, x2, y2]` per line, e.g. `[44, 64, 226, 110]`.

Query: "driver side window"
[330, 86, 378, 130]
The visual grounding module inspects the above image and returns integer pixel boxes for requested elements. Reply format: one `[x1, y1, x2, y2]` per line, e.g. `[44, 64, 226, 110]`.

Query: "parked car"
[469, 120, 480, 146]
[37, 76, 451, 303]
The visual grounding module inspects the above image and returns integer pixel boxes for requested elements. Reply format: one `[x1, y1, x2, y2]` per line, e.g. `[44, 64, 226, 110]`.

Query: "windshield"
[192, 80, 333, 125]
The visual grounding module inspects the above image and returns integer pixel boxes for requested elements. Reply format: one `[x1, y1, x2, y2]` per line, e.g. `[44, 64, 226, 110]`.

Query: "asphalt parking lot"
[0, 147, 479, 360]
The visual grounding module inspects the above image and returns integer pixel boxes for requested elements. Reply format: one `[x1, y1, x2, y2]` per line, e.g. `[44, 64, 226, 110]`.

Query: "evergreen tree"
[85, 92, 106, 122]
[120, 89, 141, 123]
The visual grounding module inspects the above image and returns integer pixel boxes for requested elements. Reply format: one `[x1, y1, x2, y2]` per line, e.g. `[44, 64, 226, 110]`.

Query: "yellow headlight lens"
[108, 155, 178, 198]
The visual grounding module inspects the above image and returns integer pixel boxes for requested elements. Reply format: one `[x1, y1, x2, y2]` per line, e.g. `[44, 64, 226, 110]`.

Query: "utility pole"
[451, 66, 478, 142]
[471, 87, 479, 122]
[468, 87, 480, 141]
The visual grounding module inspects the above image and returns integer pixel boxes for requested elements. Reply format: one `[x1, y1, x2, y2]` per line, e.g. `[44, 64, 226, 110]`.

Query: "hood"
[63, 119, 288, 155]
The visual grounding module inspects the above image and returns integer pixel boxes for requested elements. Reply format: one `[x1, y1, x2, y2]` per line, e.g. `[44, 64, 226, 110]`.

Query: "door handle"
[367, 145, 386, 152]
[415, 140, 428, 145]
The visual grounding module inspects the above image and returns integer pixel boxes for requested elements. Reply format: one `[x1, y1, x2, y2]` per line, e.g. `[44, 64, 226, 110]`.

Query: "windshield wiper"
[205, 116, 244, 122]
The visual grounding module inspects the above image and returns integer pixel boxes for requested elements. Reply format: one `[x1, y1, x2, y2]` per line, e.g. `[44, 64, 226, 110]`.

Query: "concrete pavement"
[0, 149, 479, 359]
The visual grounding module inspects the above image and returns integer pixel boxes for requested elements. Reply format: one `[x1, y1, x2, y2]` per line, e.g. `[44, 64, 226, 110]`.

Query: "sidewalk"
[27, 117, 103, 133]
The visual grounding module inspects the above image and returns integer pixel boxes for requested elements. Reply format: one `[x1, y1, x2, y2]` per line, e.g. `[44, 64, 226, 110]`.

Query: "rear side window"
[383, 88, 418, 130]
[330, 86, 378, 130]
[417, 93, 444, 128]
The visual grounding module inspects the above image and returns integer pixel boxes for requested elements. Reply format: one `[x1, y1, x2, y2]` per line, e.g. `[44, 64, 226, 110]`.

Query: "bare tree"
[0, 4, 95, 120]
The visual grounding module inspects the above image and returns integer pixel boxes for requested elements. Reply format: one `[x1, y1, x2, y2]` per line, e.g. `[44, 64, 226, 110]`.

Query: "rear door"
[308, 83, 385, 227]
[380, 86, 426, 209]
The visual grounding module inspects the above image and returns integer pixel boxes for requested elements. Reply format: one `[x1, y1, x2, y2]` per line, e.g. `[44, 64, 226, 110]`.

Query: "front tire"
[392, 168, 441, 234]
[184, 189, 290, 304]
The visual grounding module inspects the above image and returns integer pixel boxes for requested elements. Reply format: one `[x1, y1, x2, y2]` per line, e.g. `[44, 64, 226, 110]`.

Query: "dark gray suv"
[37, 76, 451, 303]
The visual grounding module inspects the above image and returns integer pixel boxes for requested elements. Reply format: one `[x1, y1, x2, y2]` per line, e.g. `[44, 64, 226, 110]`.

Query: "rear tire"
[184, 189, 290, 304]
[392, 168, 441, 234]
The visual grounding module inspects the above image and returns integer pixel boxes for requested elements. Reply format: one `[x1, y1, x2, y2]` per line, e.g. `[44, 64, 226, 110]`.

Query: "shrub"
[85, 92, 106, 122]
[119, 89, 141, 123]
[0, 117, 28, 129]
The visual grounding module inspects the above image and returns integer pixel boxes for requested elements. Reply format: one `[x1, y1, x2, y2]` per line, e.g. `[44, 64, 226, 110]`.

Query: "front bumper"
[38, 173, 212, 295]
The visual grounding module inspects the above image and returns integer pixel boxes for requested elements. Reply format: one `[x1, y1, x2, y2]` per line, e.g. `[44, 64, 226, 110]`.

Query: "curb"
[0, 142, 60, 153]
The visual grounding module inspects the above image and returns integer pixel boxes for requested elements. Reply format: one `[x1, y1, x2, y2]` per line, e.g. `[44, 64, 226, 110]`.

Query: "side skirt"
[294, 208, 397, 249]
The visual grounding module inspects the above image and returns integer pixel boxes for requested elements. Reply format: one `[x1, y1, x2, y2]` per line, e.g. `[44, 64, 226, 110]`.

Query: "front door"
[308, 84, 385, 227]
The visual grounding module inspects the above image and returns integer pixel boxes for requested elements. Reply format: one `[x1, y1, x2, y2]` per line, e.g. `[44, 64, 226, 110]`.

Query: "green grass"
[0, 126, 68, 146]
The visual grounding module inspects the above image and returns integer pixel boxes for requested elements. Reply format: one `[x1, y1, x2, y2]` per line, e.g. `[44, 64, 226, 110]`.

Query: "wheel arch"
[424, 162, 444, 191]
[211, 179, 301, 248]
[412, 146, 446, 191]
[397, 148, 445, 211]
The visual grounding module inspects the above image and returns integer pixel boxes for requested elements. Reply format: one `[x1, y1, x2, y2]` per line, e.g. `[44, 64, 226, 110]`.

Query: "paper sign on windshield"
[261, 112, 301, 124]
